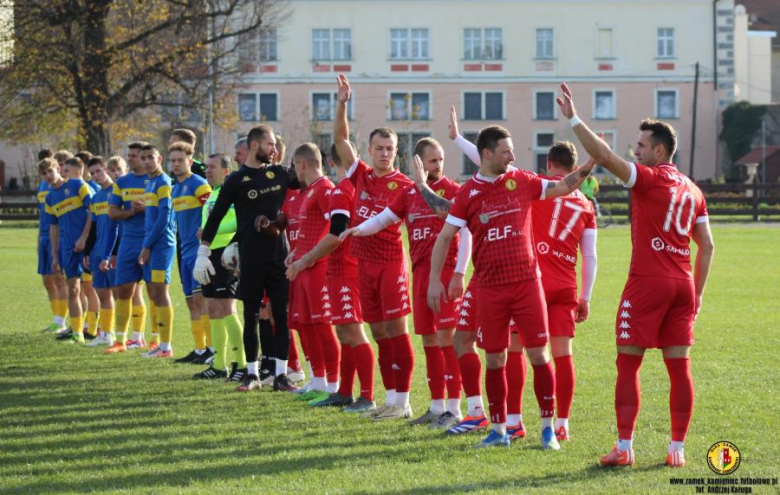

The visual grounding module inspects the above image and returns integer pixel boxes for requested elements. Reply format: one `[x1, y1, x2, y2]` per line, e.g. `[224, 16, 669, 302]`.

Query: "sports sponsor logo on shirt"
[537, 241, 549, 254]
[248, 190, 258, 199]
[651, 237, 665, 251]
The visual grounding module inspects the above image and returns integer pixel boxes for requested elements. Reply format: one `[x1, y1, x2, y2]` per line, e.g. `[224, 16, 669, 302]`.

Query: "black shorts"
[202, 247, 238, 299]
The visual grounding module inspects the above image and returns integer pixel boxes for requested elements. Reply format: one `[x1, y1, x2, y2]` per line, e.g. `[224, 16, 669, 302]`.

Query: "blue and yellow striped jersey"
[143, 173, 176, 250]
[45, 179, 93, 246]
[37, 181, 53, 237]
[173, 174, 212, 258]
[91, 184, 119, 261]
[109, 173, 148, 239]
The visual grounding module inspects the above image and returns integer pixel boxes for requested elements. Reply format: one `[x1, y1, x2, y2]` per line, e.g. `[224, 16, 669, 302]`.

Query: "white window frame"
[656, 27, 675, 59]
[390, 28, 430, 60]
[388, 90, 433, 121]
[462, 90, 506, 121]
[535, 28, 555, 59]
[533, 131, 556, 173]
[312, 29, 331, 61]
[310, 92, 354, 122]
[238, 92, 280, 122]
[595, 26, 615, 60]
[592, 89, 616, 120]
[533, 89, 557, 121]
[655, 88, 680, 119]
[312, 28, 352, 61]
[258, 28, 278, 61]
[390, 28, 409, 59]
[463, 28, 482, 60]
[463, 28, 503, 61]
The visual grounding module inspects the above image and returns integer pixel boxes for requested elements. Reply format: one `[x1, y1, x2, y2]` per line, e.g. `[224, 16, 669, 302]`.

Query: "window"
[534, 132, 555, 173]
[592, 131, 616, 173]
[536, 28, 554, 58]
[389, 92, 430, 121]
[657, 28, 675, 58]
[461, 132, 479, 175]
[390, 28, 429, 59]
[239, 29, 278, 62]
[593, 90, 615, 120]
[396, 132, 432, 175]
[656, 89, 679, 119]
[596, 27, 613, 59]
[238, 93, 278, 122]
[463, 28, 502, 60]
[312, 29, 352, 61]
[463, 92, 504, 120]
[534, 91, 555, 120]
[311, 93, 353, 121]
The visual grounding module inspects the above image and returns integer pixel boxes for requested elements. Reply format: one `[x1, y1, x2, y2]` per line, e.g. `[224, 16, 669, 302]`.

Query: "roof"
[735, 146, 780, 165]
[739, 0, 780, 47]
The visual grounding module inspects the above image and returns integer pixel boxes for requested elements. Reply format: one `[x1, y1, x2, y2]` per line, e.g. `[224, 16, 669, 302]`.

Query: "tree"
[0, 0, 288, 154]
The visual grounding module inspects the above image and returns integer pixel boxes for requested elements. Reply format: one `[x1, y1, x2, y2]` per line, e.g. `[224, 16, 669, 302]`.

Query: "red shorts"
[476, 279, 549, 353]
[413, 262, 461, 335]
[358, 259, 411, 323]
[328, 276, 363, 325]
[615, 275, 695, 348]
[289, 279, 299, 329]
[456, 280, 478, 332]
[542, 276, 578, 338]
[294, 262, 332, 325]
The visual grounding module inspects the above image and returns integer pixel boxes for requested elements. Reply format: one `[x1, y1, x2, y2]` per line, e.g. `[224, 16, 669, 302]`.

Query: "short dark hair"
[547, 141, 578, 171]
[369, 127, 398, 145]
[128, 141, 149, 150]
[208, 153, 232, 170]
[75, 151, 93, 164]
[639, 119, 677, 158]
[171, 128, 197, 146]
[38, 149, 54, 160]
[476, 125, 511, 157]
[329, 141, 356, 168]
[140, 144, 159, 154]
[168, 142, 194, 156]
[247, 124, 274, 148]
[87, 156, 106, 168]
[64, 157, 85, 171]
[413, 137, 443, 158]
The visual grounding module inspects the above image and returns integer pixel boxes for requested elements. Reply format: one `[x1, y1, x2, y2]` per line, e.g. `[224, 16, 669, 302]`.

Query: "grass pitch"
[0, 226, 778, 494]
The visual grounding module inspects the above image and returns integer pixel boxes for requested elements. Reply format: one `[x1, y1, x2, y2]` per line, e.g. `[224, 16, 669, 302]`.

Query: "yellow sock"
[49, 299, 58, 317]
[115, 299, 131, 344]
[191, 318, 206, 349]
[85, 311, 98, 337]
[148, 300, 159, 344]
[56, 299, 69, 319]
[201, 314, 212, 348]
[131, 304, 147, 334]
[157, 305, 174, 344]
[99, 308, 115, 335]
[71, 314, 84, 335]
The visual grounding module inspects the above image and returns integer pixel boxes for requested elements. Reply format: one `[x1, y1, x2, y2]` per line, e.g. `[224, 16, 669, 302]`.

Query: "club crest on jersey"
[265, 171, 275, 179]
[248, 190, 258, 199]
[64, 189, 71, 197]
[436, 189, 446, 196]
[505, 179, 517, 191]
[387, 181, 398, 190]
[242, 176, 251, 182]
[479, 213, 490, 224]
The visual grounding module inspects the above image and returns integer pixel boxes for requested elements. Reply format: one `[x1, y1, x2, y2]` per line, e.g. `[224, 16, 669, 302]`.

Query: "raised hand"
[411, 154, 428, 186]
[336, 74, 351, 103]
[555, 82, 577, 119]
[448, 105, 460, 141]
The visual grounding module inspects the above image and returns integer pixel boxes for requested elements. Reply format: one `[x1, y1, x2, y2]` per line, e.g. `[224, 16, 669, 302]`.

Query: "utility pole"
[689, 62, 700, 181]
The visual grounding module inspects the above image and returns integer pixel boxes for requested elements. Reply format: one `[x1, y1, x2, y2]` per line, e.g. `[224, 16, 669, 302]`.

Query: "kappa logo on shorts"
[462, 300, 470, 308]
[343, 303, 353, 310]
[344, 312, 354, 319]
[401, 294, 408, 301]
[651, 237, 665, 251]
[323, 303, 331, 309]
[398, 285, 407, 293]
[341, 295, 352, 302]
[619, 331, 630, 339]
[619, 321, 631, 329]
[321, 286, 328, 292]
[460, 309, 469, 316]
[340, 286, 350, 293]
[458, 318, 468, 326]
[622, 300, 632, 309]
[620, 310, 631, 318]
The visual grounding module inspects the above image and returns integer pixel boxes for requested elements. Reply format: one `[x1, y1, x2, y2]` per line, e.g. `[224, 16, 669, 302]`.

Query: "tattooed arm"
[411, 153, 452, 219]
[544, 157, 598, 199]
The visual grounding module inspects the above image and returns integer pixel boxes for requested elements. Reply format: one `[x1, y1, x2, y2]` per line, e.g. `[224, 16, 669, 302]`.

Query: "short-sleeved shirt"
[109, 173, 149, 239]
[45, 178, 93, 248]
[387, 176, 461, 269]
[347, 160, 413, 262]
[532, 174, 597, 287]
[294, 176, 335, 268]
[624, 162, 708, 280]
[143, 172, 176, 250]
[91, 183, 119, 262]
[447, 169, 548, 287]
[173, 174, 212, 258]
[327, 177, 359, 279]
[281, 189, 303, 252]
[37, 181, 52, 238]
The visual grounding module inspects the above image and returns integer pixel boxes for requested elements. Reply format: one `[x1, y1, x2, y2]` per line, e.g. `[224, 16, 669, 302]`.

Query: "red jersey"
[281, 189, 303, 252]
[347, 160, 413, 262]
[327, 177, 359, 278]
[532, 174, 597, 287]
[294, 175, 334, 267]
[447, 169, 547, 287]
[388, 176, 461, 268]
[625, 162, 708, 280]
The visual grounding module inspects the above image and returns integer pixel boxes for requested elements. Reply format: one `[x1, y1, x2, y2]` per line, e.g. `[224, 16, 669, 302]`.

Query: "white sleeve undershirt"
[455, 135, 481, 167]
[454, 227, 472, 274]
[579, 228, 598, 301]
[354, 207, 400, 236]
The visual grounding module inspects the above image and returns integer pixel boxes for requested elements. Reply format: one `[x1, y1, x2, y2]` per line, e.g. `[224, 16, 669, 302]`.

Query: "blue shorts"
[90, 256, 116, 289]
[38, 237, 54, 276]
[143, 243, 175, 284]
[180, 253, 201, 297]
[60, 247, 84, 280]
[115, 237, 144, 286]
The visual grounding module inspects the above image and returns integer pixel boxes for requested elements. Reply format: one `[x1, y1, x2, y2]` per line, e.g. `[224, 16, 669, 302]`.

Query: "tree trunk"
[81, 1, 112, 155]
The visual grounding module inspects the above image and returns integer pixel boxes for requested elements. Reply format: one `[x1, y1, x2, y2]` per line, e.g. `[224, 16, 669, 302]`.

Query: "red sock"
[665, 357, 694, 442]
[376, 338, 396, 392]
[532, 362, 556, 418]
[459, 352, 482, 397]
[288, 330, 302, 372]
[554, 355, 575, 419]
[391, 333, 414, 393]
[337, 345, 355, 397]
[506, 351, 527, 416]
[353, 343, 375, 401]
[615, 353, 644, 440]
[303, 325, 326, 378]
[485, 366, 507, 425]
[423, 345, 446, 400]
[296, 327, 311, 363]
[441, 345, 461, 399]
[314, 323, 340, 384]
